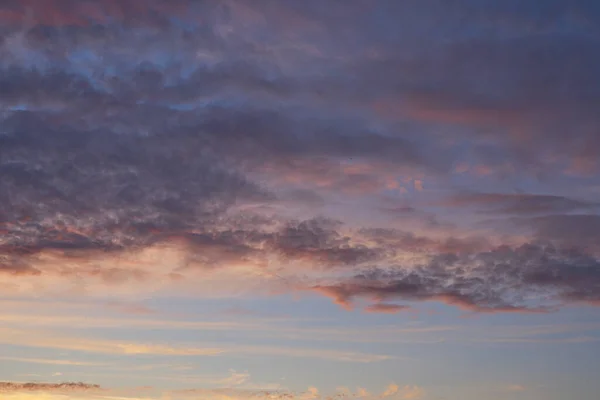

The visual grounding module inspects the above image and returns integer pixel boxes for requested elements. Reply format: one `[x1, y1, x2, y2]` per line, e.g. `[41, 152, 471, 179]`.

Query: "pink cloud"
[363, 303, 410, 314]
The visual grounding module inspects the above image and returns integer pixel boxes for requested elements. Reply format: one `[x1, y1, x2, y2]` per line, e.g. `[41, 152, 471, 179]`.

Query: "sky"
[1, 0, 600, 399]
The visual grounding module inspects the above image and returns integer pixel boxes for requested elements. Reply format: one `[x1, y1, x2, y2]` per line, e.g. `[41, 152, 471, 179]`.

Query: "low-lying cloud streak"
[0, 380, 425, 400]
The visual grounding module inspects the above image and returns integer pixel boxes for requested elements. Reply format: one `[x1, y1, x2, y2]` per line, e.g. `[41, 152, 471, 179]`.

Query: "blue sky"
[1, 1, 600, 399]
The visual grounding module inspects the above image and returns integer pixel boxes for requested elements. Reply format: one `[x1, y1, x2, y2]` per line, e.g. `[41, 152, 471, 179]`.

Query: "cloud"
[0, 327, 392, 362]
[524, 215, 600, 248]
[438, 192, 599, 215]
[167, 383, 422, 400]
[0, 0, 599, 317]
[363, 303, 410, 314]
[0, 327, 227, 356]
[373, 32, 600, 175]
[0, 0, 599, 182]
[507, 384, 526, 392]
[357, 228, 491, 255]
[0, 0, 183, 26]
[478, 336, 599, 344]
[0, 380, 424, 400]
[3, 211, 600, 314]
[382, 384, 398, 397]
[0, 381, 100, 392]
[216, 370, 251, 387]
[311, 242, 600, 312]
[0, 216, 389, 297]
[266, 218, 385, 267]
[0, 306, 460, 345]
[381, 384, 423, 400]
[398, 386, 424, 400]
[2, 2, 600, 399]
[0, 113, 268, 256]
[0, 356, 107, 367]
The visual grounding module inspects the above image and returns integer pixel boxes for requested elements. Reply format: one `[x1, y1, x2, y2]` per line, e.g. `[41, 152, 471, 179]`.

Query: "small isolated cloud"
[397, 386, 424, 400]
[218, 370, 251, 387]
[382, 384, 424, 400]
[382, 384, 399, 397]
[303, 387, 320, 400]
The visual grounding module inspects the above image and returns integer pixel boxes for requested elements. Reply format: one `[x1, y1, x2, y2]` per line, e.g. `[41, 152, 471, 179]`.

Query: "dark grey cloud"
[0, 381, 101, 392]
[312, 243, 600, 312]
[521, 215, 600, 251]
[173, 218, 386, 270]
[0, 110, 268, 259]
[267, 218, 385, 267]
[439, 192, 599, 215]
[358, 228, 490, 255]
[2, 0, 597, 183]
[197, 107, 427, 171]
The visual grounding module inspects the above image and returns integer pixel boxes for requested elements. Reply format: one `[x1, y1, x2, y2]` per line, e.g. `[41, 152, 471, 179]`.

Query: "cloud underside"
[1, 0, 600, 313]
[2, 217, 599, 313]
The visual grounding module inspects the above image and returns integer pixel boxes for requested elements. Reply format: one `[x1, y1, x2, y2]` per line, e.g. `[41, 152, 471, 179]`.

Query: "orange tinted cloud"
[0, 326, 391, 362]
[257, 158, 410, 195]
[363, 303, 409, 314]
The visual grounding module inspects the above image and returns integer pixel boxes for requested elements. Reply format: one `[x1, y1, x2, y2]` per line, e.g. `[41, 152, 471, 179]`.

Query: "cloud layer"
[0, 380, 423, 400]
[1, 0, 599, 314]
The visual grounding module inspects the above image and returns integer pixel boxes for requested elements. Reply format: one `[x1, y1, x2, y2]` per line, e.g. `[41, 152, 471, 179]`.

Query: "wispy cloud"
[0, 327, 392, 362]
[0, 356, 107, 367]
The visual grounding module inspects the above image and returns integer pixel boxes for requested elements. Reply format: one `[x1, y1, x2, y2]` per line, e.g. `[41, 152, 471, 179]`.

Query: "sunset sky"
[1, 1, 600, 399]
